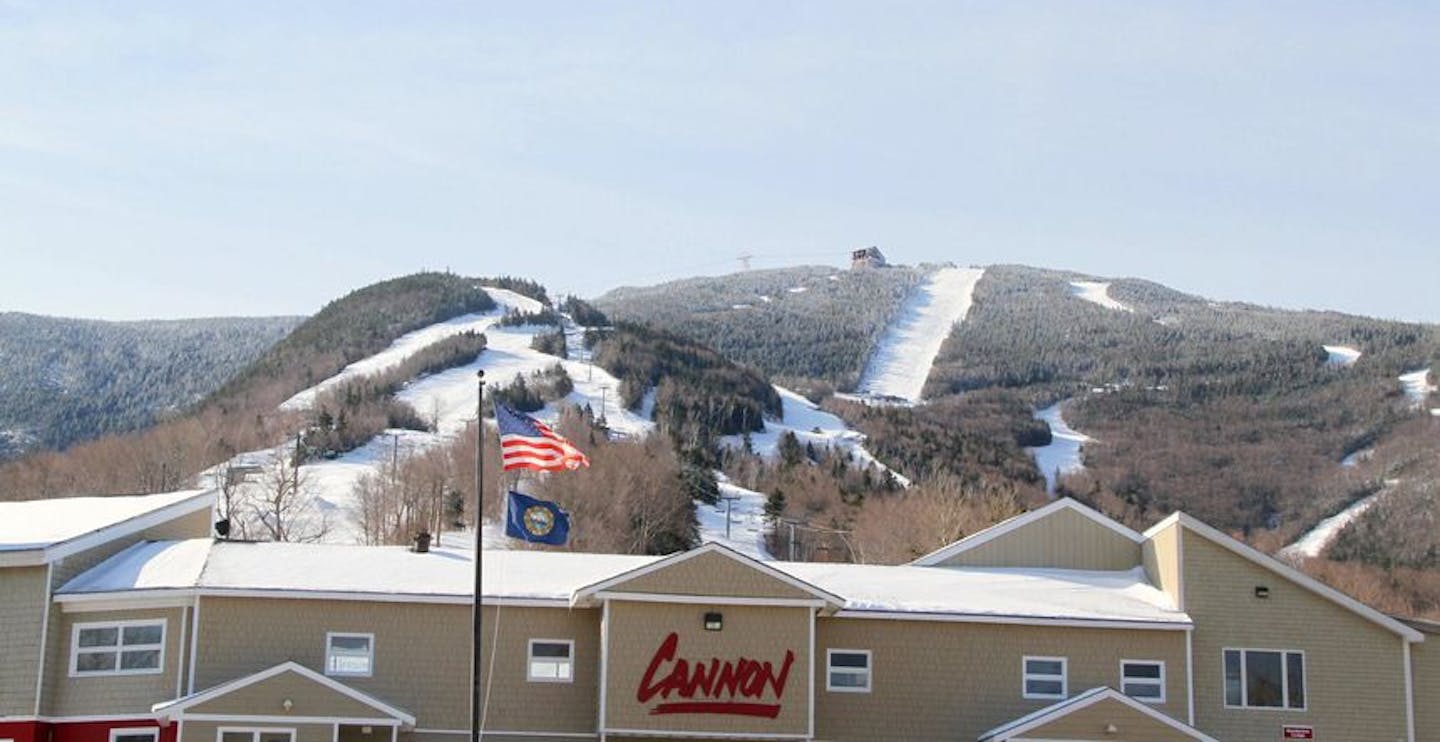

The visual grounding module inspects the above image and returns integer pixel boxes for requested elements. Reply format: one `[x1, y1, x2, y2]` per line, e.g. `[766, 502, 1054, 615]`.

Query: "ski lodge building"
[2, 491, 1437, 742]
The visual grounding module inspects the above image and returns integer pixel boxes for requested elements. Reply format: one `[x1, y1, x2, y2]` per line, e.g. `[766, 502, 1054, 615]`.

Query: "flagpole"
[472, 370, 484, 742]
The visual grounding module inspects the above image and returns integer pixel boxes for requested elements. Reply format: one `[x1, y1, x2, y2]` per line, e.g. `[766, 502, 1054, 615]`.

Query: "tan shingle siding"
[0, 566, 48, 716]
[196, 597, 488, 732]
[474, 605, 600, 735]
[38, 507, 212, 715]
[812, 618, 1188, 742]
[935, 507, 1141, 570]
[1410, 637, 1438, 741]
[1143, 521, 1183, 609]
[47, 607, 185, 716]
[605, 551, 817, 600]
[1183, 529, 1408, 740]
[603, 602, 811, 737]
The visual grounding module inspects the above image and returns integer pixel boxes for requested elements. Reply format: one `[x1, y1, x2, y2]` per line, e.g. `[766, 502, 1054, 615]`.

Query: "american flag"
[494, 403, 591, 472]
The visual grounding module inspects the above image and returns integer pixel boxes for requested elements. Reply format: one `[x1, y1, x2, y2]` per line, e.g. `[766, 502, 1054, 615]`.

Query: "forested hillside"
[0, 313, 301, 459]
[594, 261, 1440, 616]
[596, 265, 925, 394]
[0, 273, 504, 499]
[939, 265, 1440, 537]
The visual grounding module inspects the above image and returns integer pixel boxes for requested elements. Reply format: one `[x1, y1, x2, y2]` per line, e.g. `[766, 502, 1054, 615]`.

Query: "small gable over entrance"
[979, 687, 1216, 741]
[153, 662, 414, 727]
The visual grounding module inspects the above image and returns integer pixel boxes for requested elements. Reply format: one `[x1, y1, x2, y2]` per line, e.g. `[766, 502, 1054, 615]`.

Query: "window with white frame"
[826, 649, 871, 692]
[527, 639, 573, 682]
[109, 729, 159, 742]
[1224, 648, 1305, 709]
[1120, 659, 1166, 702]
[1022, 656, 1067, 699]
[217, 729, 295, 742]
[70, 620, 165, 676]
[325, 633, 374, 677]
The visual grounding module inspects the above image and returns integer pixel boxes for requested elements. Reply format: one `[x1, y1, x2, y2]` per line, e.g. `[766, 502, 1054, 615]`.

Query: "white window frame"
[1022, 655, 1068, 700]
[1120, 659, 1166, 703]
[324, 632, 375, 677]
[215, 728, 297, 742]
[527, 638, 574, 683]
[1222, 647, 1307, 711]
[825, 649, 872, 693]
[109, 729, 159, 742]
[70, 619, 166, 677]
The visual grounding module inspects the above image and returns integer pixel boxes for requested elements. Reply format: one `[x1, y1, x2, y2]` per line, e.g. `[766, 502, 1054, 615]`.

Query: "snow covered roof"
[59, 539, 1186, 626]
[0, 489, 214, 565]
[775, 562, 1186, 627]
[61, 539, 212, 592]
[58, 540, 657, 604]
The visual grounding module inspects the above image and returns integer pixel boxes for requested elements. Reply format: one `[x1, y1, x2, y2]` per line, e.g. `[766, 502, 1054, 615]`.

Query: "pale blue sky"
[1, 1, 1437, 322]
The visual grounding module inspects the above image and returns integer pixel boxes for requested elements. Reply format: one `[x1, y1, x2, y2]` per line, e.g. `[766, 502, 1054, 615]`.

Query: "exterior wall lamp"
[703, 612, 723, 631]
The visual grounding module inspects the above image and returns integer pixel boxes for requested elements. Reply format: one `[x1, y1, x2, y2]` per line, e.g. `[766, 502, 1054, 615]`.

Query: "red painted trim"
[48, 720, 175, 742]
[649, 702, 782, 718]
[0, 720, 47, 742]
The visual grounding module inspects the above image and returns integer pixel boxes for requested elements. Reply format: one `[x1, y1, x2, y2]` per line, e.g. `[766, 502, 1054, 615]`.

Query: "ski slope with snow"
[854, 266, 984, 404]
[1399, 369, 1435, 409]
[1028, 401, 1091, 496]
[1069, 281, 1133, 313]
[1281, 482, 1395, 560]
[695, 478, 773, 560]
[724, 386, 910, 487]
[210, 287, 655, 544]
[279, 309, 507, 411]
[1323, 345, 1362, 367]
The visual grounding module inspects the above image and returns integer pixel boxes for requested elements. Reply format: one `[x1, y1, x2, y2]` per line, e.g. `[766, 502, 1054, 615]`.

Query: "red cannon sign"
[637, 632, 796, 718]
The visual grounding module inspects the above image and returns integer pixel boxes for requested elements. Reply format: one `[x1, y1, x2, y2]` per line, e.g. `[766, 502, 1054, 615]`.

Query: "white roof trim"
[1171, 512, 1423, 643]
[571, 541, 845, 608]
[151, 661, 416, 726]
[835, 609, 1190, 631]
[977, 686, 1218, 741]
[912, 498, 1143, 566]
[47, 491, 215, 564]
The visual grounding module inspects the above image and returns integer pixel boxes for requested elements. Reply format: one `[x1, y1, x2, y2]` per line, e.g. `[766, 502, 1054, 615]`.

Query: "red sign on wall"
[1282, 725, 1315, 739]
[637, 632, 796, 718]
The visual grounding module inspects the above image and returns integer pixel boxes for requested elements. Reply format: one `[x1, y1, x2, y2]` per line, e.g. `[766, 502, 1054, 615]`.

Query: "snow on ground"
[1069, 281, 1133, 313]
[723, 386, 910, 487]
[695, 478, 773, 560]
[855, 266, 985, 404]
[1400, 369, 1436, 408]
[211, 287, 656, 545]
[1340, 448, 1374, 468]
[1028, 401, 1091, 496]
[1323, 345, 1362, 367]
[787, 286, 808, 294]
[1280, 481, 1397, 560]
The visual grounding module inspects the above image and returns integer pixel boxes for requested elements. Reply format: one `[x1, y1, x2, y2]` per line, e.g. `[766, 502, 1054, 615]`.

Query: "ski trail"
[856, 266, 985, 404]
[1280, 481, 1396, 559]
[1027, 401, 1091, 496]
[1069, 281, 1133, 312]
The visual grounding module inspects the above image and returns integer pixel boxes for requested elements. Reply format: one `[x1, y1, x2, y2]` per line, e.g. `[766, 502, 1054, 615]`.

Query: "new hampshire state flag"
[505, 491, 571, 545]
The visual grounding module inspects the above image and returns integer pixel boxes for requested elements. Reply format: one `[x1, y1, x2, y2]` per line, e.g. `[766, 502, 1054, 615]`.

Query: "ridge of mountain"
[0, 312, 303, 459]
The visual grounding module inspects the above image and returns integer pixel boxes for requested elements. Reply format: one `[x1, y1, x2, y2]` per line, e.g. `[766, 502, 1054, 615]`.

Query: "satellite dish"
[214, 519, 231, 538]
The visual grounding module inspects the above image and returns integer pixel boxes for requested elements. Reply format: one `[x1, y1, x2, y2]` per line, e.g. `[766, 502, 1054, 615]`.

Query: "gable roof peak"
[911, 497, 1143, 567]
